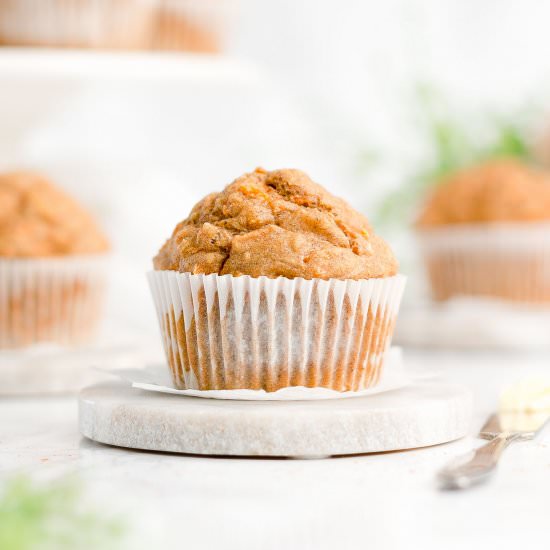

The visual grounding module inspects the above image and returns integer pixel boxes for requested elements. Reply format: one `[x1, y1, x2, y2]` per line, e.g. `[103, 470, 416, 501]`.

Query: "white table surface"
[1, 349, 550, 550]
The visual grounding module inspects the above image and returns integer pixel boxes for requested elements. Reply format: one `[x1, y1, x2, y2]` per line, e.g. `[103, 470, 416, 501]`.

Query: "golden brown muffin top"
[417, 159, 550, 227]
[154, 168, 398, 280]
[0, 172, 110, 257]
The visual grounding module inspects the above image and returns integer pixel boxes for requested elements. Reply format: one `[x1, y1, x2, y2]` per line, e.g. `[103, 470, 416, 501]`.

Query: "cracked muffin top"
[154, 168, 398, 280]
[417, 159, 550, 227]
[0, 172, 110, 257]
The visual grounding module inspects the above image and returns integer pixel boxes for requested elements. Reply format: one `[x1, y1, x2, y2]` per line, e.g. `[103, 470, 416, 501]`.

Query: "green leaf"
[368, 86, 536, 228]
[0, 475, 125, 550]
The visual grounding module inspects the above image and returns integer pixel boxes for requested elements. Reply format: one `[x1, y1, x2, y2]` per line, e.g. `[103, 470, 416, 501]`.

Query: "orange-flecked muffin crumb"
[417, 159, 550, 227]
[154, 168, 398, 280]
[0, 172, 110, 257]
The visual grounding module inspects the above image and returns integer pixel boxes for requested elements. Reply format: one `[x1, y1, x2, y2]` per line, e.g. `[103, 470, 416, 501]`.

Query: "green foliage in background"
[372, 85, 535, 228]
[0, 475, 124, 550]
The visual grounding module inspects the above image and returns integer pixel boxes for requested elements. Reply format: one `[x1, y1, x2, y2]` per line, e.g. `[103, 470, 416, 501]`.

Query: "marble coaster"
[79, 380, 473, 457]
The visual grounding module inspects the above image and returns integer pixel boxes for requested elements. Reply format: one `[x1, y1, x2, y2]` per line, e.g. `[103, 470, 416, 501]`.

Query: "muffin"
[0, 0, 226, 52]
[148, 168, 405, 392]
[150, 0, 222, 53]
[0, 172, 110, 348]
[416, 159, 550, 302]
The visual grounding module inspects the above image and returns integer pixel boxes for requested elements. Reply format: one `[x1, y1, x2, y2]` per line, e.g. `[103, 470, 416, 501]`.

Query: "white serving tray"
[0, 47, 263, 83]
[395, 297, 550, 351]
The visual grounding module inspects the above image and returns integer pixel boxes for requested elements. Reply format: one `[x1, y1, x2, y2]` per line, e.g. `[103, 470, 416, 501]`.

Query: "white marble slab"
[396, 297, 550, 351]
[79, 380, 473, 457]
[0, 344, 140, 395]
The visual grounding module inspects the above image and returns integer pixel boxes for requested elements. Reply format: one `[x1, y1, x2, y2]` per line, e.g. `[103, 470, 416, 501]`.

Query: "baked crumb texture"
[0, 171, 109, 258]
[417, 159, 550, 226]
[154, 168, 398, 280]
[149, 271, 406, 392]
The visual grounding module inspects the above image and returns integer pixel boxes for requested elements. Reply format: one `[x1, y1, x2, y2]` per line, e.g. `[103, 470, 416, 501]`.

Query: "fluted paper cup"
[148, 271, 406, 392]
[0, 0, 155, 49]
[0, 0, 234, 52]
[417, 223, 550, 303]
[0, 255, 109, 349]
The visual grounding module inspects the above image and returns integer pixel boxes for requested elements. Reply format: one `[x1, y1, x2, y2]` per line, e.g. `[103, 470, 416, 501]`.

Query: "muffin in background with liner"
[0, 0, 232, 52]
[416, 158, 550, 303]
[149, 168, 406, 392]
[0, 172, 110, 349]
[150, 0, 228, 53]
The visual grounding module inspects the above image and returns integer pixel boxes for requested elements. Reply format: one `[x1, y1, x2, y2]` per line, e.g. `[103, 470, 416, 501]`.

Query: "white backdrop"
[1, 0, 550, 352]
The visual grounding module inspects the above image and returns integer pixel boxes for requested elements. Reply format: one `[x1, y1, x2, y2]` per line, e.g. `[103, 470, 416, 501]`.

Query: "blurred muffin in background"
[0, 0, 230, 52]
[0, 172, 110, 349]
[150, 0, 223, 52]
[416, 159, 550, 303]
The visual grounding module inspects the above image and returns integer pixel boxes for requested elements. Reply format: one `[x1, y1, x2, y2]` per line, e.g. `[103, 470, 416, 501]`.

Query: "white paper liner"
[103, 346, 408, 401]
[417, 222, 550, 303]
[148, 270, 406, 392]
[0, 0, 234, 51]
[0, 255, 108, 349]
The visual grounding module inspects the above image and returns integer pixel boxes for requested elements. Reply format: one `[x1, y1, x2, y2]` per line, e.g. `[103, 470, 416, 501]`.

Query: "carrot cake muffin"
[416, 159, 550, 302]
[0, 172, 110, 348]
[149, 168, 405, 392]
[0, 0, 223, 52]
